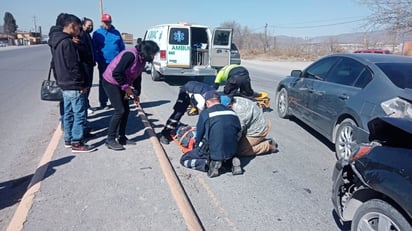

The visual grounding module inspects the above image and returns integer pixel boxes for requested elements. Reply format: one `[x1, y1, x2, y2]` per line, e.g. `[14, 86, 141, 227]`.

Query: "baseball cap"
[203, 90, 220, 101]
[101, 13, 112, 22]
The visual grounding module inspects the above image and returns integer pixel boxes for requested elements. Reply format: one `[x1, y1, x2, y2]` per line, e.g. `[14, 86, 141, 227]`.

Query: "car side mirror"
[291, 70, 302, 77]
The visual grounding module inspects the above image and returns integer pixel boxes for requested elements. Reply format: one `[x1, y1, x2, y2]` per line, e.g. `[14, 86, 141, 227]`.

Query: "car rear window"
[377, 63, 412, 89]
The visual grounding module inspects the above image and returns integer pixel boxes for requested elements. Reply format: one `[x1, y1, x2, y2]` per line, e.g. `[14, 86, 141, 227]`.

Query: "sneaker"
[268, 138, 278, 153]
[64, 141, 71, 148]
[118, 136, 136, 145]
[105, 139, 125, 151]
[159, 135, 171, 145]
[231, 157, 243, 175]
[207, 160, 222, 178]
[71, 142, 97, 153]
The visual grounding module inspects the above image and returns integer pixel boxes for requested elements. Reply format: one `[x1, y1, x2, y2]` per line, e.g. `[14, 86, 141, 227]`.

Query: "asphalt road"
[0, 45, 347, 231]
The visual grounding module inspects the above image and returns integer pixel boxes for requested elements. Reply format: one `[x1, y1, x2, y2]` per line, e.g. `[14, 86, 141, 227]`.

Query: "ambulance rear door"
[210, 28, 233, 67]
[167, 26, 191, 68]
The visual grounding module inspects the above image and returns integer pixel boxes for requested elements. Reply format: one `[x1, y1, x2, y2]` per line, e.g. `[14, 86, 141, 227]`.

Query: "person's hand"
[80, 88, 89, 94]
[124, 87, 134, 98]
[72, 37, 80, 44]
[133, 96, 140, 107]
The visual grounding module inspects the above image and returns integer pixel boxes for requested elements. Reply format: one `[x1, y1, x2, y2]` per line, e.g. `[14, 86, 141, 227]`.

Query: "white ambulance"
[143, 23, 233, 81]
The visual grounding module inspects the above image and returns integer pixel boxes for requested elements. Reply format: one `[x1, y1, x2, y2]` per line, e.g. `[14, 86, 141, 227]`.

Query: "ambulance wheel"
[151, 64, 161, 81]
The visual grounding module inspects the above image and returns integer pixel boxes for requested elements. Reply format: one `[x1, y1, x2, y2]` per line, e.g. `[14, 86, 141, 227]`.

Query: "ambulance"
[143, 23, 233, 81]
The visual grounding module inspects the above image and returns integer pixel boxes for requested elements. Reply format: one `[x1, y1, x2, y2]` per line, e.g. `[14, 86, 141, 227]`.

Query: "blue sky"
[1, 0, 372, 39]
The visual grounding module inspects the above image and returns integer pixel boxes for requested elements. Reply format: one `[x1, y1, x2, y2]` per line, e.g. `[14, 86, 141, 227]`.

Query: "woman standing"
[102, 40, 159, 150]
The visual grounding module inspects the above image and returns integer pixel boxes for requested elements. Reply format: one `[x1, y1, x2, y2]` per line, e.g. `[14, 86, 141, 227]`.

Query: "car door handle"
[339, 94, 349, 100]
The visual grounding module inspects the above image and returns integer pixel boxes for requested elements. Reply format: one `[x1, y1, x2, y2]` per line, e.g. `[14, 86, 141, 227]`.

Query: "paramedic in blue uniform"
[180, 90, 242, 178]
[159, 81, 214, 144]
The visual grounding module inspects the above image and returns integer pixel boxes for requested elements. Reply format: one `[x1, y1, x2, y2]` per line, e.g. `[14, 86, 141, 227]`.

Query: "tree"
[3, 12, 18, 35]
[357, 0, 412, 32]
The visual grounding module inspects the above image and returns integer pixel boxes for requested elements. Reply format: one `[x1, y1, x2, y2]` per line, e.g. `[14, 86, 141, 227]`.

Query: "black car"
[275, 53, 412, 160]
[331, 117, 412, 231]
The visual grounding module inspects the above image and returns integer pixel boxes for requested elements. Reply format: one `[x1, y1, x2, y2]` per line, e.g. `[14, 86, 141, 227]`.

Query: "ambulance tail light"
[160, 50, 166, 60]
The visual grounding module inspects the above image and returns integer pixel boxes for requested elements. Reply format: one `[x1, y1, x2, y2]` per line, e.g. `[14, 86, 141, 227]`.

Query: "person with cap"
[159, 81, 215, 145]
[180, 90, 242, 178]
[102, 40, 159, 151]
[225, 96, 278, 156]
[93, 13, 125, 109]
[213, 64, 257, 98]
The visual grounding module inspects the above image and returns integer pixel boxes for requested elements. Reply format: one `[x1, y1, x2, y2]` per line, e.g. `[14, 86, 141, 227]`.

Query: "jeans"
[62, 90, 87, 143]
[98, 63, 109, 107]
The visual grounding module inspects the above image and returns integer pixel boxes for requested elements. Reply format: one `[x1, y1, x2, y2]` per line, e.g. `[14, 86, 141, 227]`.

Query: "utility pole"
[264, 23, 268, 53]
[100, 0, 104, 18]
[33, 16, 37, 32]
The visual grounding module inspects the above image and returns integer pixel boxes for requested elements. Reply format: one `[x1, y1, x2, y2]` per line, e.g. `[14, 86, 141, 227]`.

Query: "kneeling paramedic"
[159, 81, 214, 144]
[180, 90, 242, 177]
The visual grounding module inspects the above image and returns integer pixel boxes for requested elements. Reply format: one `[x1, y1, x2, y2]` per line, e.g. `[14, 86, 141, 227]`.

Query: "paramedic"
[159, 81, 214, 145]
[213, 64, 255, 98]
[180, 90, 242, 178]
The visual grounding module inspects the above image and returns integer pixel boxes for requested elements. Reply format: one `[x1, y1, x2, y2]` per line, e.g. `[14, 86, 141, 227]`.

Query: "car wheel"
[351, 199, 412, 231]
[335, 118, 357, 161]
[151, 64, 161, 81]
[276, 88, 289, 118]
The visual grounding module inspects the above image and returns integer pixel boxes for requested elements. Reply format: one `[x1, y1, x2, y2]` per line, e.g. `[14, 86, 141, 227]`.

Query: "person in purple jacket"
[102, 40, 159, 151]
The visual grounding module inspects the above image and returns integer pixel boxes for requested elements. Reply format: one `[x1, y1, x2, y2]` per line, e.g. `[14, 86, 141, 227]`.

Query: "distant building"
[121, 33, 133, 44]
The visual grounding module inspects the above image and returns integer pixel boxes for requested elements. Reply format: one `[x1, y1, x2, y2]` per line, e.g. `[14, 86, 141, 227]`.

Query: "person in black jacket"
[76, 17, 95, 112]
[159, 81, 214, 145]
[180, 90, 242, 178]
[48, 13, 67, 128]
[50, 14, 96, 153]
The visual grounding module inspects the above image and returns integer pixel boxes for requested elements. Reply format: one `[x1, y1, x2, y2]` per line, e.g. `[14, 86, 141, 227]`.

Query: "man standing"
[213, 64, 256, 98]
[180, 90, 242, 178]
[50, 14, 96, 153]
[93, 13, 125, 109]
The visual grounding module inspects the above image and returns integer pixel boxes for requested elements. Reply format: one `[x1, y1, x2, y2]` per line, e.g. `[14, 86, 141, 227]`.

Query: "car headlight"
[381, 97, 412, 118]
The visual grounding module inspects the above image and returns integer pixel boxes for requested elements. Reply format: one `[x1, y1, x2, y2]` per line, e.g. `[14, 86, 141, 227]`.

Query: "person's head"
[136, 38, 142, 45]
[82, 17, 93, 33]
[136, 40, 160, 63]
[203, 90, 221, 108]
[55, 13, 68, 27]
[101, 13, 112, 30]
[62, 14, 82, 37]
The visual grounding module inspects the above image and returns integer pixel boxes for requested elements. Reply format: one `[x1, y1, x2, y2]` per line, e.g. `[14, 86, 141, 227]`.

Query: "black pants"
[161, 90, 190, 137]
[223, 67, 254, 97]
[98, 63, 109, 107]
[180, 146, 209, 172]
[102, 78, 130, 141]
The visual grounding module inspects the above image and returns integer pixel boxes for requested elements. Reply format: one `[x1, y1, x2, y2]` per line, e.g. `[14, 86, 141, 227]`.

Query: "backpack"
[173, 124, 196, 153]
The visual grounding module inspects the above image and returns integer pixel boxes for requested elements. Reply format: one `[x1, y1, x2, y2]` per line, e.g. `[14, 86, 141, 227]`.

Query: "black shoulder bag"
[40, 63, 63, 101]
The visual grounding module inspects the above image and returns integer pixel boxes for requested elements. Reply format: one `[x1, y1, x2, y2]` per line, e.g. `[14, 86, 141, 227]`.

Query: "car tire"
[335, 118, 357, 161]
[276, 88, 289, 118]
[151, 64, 161, 81]
[351, 199, 412, 231]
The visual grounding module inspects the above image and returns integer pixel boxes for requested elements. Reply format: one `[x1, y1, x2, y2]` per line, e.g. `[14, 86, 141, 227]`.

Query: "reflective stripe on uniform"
[209, 110, 237, 118]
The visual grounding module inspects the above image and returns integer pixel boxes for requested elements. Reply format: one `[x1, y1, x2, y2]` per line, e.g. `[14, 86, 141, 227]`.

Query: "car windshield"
[377, 63, 412, 89]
